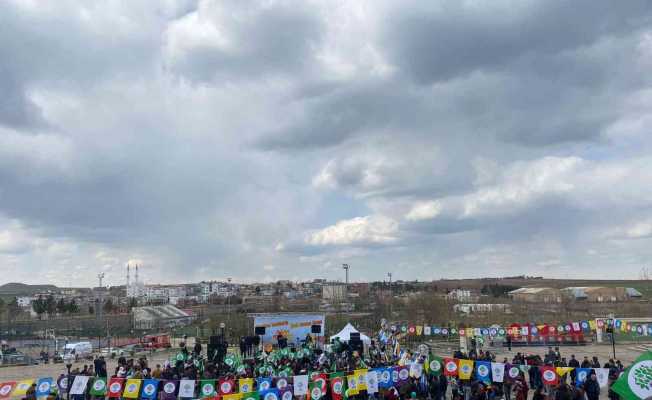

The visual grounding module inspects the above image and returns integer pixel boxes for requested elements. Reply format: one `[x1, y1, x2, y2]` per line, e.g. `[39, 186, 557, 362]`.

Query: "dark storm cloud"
[382, 1, 651, 84]
[1, 0, 652, 284]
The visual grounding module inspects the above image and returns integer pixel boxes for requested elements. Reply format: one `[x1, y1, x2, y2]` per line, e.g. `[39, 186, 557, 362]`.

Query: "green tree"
[66, 299, 79, 314]
[45, 295, 57, 315]
[32, 296, 47, 319]
[56, 298, 67, 314]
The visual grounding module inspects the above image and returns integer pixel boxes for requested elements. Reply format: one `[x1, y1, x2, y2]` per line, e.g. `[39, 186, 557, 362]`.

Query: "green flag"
[309, 382, 323, 400]
[90, 377, 107, 396]
[612, 351, 652, 400]
[427, 355, 443, 376]
[243, 392, 260, 400]
[200, 380, 216, 398]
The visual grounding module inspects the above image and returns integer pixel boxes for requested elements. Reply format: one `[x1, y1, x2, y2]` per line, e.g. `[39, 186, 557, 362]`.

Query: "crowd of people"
[37, 334, 628, 400]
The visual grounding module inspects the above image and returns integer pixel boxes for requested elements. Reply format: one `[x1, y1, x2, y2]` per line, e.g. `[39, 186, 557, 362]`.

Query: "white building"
[200, 281, 239, 303]
[446, 289, 472, 301]
[145, 285, 188, 303]
[322, 284, 347, 301]
[16, 296, 35, 308]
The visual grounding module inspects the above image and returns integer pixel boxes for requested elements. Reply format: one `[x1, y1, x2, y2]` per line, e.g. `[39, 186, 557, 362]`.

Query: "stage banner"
[253, 313, 325, 344]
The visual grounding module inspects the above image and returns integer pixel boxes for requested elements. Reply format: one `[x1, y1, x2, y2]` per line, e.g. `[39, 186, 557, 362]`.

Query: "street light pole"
[387, 272, 393, 318]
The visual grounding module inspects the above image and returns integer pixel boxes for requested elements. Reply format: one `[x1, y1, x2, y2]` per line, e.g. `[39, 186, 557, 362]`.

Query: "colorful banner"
[90, 377, 107, 396]
[329, 373, 345, 400]
[70, 376, 90, 396]
[0, 382, 16, 399]
[475, 361, 491, 383]
[200, 380, 216, 398]
[162, 381, 178, 400]
[179, 379, 195, 398]
[459, 359, 474, 380]
[612, 351, 652, 399]
[443, 358, 459, 377]
[239, 378, 254, 393]
[293, 376, 308, 396]
[13, 380, 34, 397]
[541, 366, 558, 385]
[491, 363, 505, 383]
[36, 378, 53, 398]
[257, 378, 272, 392]
[253, 313, 325, 344]
[107, 378, 125, 398]
[122, 379, 141, 399]
[141, 379, 159, 400]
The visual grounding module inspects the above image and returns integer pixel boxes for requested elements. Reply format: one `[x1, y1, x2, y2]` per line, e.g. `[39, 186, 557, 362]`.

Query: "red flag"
[311, 373, 327, 395]
[541, 366, 558, 385]
[107, 378, 125, 398]
[218, 379, 235, 395]
[329, 375, 345, 400]
[443, 358, 459, 377]
[0, 382, 16, 399]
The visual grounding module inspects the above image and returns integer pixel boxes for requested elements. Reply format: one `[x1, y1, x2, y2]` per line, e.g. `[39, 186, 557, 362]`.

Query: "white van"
[63, 342, 93, 362]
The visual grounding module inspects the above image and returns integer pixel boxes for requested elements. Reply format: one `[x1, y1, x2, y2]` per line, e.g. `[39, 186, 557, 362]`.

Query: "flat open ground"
[3, 342, 651, 382]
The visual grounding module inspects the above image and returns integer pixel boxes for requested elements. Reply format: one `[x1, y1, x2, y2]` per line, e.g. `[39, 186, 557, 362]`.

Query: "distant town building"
[322, 284, 347, 301]
[446, 289, 472, 301]
[508, 287, 562, 303]
[132, 305, 193, 329]
[561, 286, 643, 302]
[200, 281, 239, 302]
[453, 303, 511, 314]
[126, 265, 145, 298]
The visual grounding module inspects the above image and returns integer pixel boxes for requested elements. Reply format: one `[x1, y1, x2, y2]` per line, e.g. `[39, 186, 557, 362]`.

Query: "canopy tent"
[330, 323, 372, 344]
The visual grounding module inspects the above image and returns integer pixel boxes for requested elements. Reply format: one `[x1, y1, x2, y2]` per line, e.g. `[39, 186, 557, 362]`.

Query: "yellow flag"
[556, 367, 573, 377]
[123, 379, 142, 399]
[621, 322, 628, 332]
[589, 320, 597, 330]
[354, 369, 368, 391]
[13, 380, 35, 396]
[416, 325, 423, 335]
[346, 375, 358, 395]
[458, 359, 474, 380]
[224, 393, 243, 400]
[239, 379, 253, 393]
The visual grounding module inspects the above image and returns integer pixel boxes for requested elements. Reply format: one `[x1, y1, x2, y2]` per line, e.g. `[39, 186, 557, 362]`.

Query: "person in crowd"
[583, 373, 600, 400]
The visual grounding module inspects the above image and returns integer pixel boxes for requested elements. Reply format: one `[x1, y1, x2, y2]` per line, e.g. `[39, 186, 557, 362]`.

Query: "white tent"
[330, 323, 372, 344]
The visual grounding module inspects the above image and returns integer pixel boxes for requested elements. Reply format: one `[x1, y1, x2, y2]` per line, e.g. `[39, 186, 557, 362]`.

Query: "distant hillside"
[0, 282, 59, 296]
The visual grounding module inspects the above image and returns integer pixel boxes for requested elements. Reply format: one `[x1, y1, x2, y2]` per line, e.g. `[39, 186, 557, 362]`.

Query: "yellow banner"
[123, 379, 142, 399]
[239, 379, 253, 393]
[354, 369, 368, 391]
[458, 359, 474, 380]
[346, 375, 358, 395]
[416, 326, 423, 335]
[556, 367, 573, 377]
[12, 380, 34, 396]
[224, 394, 243, 400]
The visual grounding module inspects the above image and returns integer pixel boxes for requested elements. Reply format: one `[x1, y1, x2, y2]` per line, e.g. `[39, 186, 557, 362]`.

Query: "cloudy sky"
[1, 0, 652, 287]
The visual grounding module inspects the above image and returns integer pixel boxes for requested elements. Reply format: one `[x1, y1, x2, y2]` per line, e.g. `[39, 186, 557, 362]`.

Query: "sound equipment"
[278, 336, 288, 349]
[311, 324, 322, 334]
[209, 335, 223, 345]
[349, 339, 363, 354]
[350, 332, 360, 340]
[255, 326, 266, 335]
[252, 336, 260, 346]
